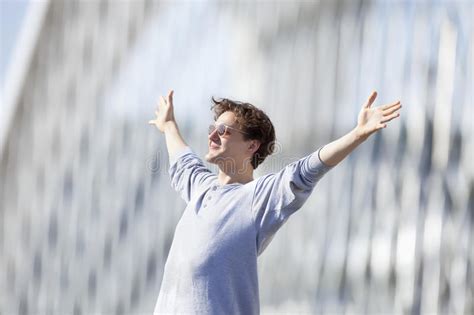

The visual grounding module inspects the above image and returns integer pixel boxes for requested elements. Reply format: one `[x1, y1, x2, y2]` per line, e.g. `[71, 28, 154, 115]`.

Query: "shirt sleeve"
[168, 146, 216, 203]
[251, 146, 334, 255]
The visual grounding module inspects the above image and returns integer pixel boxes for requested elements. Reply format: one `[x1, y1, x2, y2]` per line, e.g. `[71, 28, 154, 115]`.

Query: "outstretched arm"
[319, 91, 402, 166]
[149, 90, 215, 203]
[148, 90, 188, 161]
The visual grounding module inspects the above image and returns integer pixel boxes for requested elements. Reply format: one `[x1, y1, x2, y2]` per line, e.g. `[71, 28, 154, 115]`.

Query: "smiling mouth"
[209, 140, 220, 148]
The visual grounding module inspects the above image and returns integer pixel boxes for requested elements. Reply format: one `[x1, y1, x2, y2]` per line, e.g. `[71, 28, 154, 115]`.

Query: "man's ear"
[248, 140, 261, 154]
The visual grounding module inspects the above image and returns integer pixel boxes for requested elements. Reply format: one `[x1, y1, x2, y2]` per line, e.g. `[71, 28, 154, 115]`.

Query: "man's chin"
[204, 152, 217, 164]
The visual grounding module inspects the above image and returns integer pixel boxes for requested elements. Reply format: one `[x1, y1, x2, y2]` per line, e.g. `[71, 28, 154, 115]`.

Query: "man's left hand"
[355, 91, 402, 141]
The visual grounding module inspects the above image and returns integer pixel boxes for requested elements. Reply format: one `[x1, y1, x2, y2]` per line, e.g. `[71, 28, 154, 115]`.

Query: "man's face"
[205, 111, 256, 171]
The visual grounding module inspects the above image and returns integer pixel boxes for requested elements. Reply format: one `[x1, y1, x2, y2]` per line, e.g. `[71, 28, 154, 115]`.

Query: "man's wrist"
[163, 121, 178, 134]
[352, 127, 368, 144]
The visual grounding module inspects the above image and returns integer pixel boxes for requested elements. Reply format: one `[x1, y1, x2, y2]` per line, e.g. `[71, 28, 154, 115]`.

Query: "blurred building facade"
[0, 0, 472, 314]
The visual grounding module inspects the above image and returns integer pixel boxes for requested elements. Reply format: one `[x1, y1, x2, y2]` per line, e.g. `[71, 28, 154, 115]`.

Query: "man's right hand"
[149, 90, 175, 133]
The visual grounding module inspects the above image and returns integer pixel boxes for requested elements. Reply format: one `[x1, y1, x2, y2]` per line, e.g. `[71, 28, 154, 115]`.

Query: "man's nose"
[208, 129, 220, 141]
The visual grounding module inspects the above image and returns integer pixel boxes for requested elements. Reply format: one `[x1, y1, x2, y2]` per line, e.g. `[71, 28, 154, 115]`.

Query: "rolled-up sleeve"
[169, 147, 216, 203]
[251, 147, 334, 255]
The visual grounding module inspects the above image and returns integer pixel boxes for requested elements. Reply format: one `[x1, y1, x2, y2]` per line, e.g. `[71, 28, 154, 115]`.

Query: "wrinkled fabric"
[154, 146, 333, 315]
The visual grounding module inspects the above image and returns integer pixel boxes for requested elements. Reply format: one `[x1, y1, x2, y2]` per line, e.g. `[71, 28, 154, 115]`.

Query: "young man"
[148, 90, 401, 314]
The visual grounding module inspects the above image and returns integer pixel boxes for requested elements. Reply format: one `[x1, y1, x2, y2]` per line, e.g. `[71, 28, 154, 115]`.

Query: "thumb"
[364, 91, 377, 108]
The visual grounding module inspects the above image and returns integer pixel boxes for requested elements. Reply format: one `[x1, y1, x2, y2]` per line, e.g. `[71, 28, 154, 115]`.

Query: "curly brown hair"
[211, 96, 276, 169]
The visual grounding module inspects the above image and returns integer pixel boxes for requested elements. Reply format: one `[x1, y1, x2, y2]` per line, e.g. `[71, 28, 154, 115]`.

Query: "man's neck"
[217, 166, 254, 185]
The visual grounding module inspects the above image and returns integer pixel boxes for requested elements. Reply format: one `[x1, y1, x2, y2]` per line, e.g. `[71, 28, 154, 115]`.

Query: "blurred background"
[0, 0, 472, 314]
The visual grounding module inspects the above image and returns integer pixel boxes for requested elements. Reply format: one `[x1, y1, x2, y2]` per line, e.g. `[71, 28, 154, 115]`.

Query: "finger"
[381, 100, 401, 110]
[148, 120, 155, 125]
[383, 103, 402, 115]
[159, 95, 167, 107]
[364, 91, 377, 108]
[167, 90, 174, 105]
[381, 112, 400, 123]
[155, 110, 159, 116]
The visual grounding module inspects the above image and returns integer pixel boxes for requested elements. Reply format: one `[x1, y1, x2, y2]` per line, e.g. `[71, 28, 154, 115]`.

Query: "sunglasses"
[208, 123, 249, 136]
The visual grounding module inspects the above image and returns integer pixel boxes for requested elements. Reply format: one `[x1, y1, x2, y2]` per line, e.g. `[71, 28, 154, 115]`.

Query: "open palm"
[149, 90, 175, 132]
[356, 91, 402, 140]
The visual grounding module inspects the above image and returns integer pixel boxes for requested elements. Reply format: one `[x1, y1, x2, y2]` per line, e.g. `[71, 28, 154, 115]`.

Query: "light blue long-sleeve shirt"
[154, 146, 334, 314]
